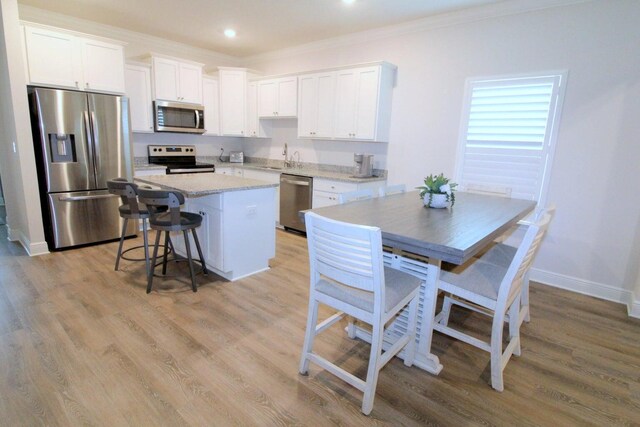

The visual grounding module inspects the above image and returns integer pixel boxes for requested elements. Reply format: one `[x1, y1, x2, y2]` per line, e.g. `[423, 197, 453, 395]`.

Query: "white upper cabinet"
[297, 71, 335, 139]
[257, 76, 297, 118]
[125, 64, 153, 133]
[80, 39, 125, 93]
[202, 76, 220, 136]
[298, 62, 395, 142]
[247, 81, 259, 137]
[23, 24, 125, 94]
[218, 68, 247, 136]
[152, 56, 203, 104]
[334, 65, 392, 141]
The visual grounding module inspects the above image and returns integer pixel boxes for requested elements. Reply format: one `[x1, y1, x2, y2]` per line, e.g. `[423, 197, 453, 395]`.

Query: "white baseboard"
[6, 225, 49, 256]
[530, 268, 634, 312]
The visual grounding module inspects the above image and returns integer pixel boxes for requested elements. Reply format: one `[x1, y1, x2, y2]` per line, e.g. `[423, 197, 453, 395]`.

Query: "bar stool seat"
[138, 188, 207, 293]
[150, 211, 202, 229]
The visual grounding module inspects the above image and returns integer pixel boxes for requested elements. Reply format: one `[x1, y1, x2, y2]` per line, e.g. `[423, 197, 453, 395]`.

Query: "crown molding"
[17, 5, 241, 67]
[243, 0, 595, 64]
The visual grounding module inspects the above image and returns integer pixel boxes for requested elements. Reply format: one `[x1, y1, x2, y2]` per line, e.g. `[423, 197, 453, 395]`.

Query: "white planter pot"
[424, 193, 449, 208]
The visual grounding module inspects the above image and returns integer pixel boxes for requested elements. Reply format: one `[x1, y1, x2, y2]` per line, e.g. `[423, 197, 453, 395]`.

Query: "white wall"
[6, 0, 640, 314]
[0, 0, 47, 255]
[244, 0, 640, 311]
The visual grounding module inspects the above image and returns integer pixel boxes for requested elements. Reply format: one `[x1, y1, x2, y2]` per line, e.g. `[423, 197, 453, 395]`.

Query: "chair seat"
[316, 267, 422, 313]
[149, 211, 202, 229]
[440, 259, 508, 302]
[477, 243, 517, 268]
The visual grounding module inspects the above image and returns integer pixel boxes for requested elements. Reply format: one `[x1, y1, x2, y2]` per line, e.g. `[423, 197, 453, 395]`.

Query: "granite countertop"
[235, 164, 386, 183]
[134, 156, 387, 183]
[135, 173, 278, 197]
[135, 164, 167, 171]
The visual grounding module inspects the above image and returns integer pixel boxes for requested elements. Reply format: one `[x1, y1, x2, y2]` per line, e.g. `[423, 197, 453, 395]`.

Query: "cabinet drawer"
[314, 179, 358, 193]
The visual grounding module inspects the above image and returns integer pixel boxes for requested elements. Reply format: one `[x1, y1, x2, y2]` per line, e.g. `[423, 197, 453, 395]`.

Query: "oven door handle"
[168, 168, 215, 174]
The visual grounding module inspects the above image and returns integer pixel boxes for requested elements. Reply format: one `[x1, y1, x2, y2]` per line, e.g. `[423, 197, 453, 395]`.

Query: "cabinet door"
[257, 79, 277, 117]
[152, 57, 179, 101]
[202, 78, 220, 135]
[353, 67, 380, 140]
[334, 69, 359, 139]
[246, 81, 259, 136]
[125, 64, 154, 133]
[219, 70, 246, 136]
[298, 72, 334, 138]
[24, 26, 82, 89]
[277, 76, 297, 117]
[297, 74, 318, 138]
[81, 39, 125, 93]
[315, 72, 336, 138]
[312, 190, 339, 208]
[178, 62, 203, 104]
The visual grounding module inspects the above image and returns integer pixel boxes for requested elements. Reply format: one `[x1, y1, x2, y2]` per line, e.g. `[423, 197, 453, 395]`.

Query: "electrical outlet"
[246, 205, 257, 216]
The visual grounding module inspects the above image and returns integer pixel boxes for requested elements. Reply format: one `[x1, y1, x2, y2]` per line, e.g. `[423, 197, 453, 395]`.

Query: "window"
[455, 72, 567, 203]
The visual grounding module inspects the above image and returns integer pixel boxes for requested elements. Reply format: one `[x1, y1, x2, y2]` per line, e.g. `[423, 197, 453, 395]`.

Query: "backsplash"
[134, 156, 387, 178]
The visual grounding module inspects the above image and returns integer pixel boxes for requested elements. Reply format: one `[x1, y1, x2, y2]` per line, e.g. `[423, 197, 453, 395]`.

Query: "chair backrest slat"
[464, 183, 512, 198]
[499, 211, 551, 306]
[339, 189, 374, 204]
[379, 184, 406, 197]
[305, 212, 383, 295]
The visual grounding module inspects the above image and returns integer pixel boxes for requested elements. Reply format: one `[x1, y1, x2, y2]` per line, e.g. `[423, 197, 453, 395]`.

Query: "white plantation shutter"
[456, 73, 566, 203]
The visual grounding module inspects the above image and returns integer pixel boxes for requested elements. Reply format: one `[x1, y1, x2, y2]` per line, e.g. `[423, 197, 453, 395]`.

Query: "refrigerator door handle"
[83, 110, 98, 188]
[58, 194, 118, 202]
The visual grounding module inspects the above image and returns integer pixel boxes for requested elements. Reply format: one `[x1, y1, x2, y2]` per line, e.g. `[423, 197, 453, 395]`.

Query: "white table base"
[353, 253, 443, 375]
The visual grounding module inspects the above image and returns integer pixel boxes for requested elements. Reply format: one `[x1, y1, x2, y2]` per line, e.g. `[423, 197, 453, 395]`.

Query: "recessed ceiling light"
[342, 0, 356, 4]
[224, 28, 236, 38]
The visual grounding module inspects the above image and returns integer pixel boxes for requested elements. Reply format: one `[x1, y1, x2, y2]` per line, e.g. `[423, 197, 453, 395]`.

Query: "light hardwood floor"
[0, 226, 638, 426]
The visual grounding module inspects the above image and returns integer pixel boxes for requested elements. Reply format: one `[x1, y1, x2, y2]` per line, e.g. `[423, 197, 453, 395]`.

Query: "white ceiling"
[17, 0, 505, 57]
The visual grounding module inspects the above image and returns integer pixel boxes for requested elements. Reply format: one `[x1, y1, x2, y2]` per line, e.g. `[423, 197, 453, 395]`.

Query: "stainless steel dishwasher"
[280, 173, 313, 233]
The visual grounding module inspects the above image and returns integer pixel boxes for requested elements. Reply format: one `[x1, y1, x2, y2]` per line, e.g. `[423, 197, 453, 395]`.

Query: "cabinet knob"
[75, 81, 79, 88]
[86, 82, 90, 88]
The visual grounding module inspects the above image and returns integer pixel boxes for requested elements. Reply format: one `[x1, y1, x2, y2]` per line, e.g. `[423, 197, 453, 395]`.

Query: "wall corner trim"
[628, 293, 640, 319]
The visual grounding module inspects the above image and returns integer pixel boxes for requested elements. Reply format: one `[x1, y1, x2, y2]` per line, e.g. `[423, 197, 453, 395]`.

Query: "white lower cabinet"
[312, 178, 385, 208]
[170, 188, 276, 281]
[242, 169, 281, 224]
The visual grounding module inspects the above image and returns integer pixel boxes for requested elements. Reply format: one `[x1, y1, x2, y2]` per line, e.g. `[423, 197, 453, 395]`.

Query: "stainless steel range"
[148, 145, 215, 174]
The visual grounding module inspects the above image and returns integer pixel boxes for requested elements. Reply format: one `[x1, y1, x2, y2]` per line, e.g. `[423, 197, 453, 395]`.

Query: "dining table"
[303, 190, 536, 374]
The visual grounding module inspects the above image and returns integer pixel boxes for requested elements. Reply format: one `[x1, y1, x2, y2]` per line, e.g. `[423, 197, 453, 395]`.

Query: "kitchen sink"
[262, 166, 282, 170]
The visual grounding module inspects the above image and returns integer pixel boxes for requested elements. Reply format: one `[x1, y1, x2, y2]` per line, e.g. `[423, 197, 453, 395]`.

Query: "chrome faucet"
[283, 143, 291, 168]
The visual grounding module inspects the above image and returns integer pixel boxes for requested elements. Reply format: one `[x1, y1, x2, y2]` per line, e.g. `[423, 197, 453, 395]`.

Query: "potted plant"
[417, 173, 457, 208]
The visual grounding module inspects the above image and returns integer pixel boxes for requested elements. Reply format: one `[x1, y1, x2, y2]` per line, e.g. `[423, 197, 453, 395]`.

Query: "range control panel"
[147, 145, 196, 157]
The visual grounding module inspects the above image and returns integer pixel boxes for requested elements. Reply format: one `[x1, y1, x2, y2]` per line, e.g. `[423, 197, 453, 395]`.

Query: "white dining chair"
[378, 184, 406, 197]
[433, 211, 551, 391]
[339, 189, 374, 204]
[477, 204, 556, 324]
[299, 212, 422, 415]
[463, 183, 513, 198]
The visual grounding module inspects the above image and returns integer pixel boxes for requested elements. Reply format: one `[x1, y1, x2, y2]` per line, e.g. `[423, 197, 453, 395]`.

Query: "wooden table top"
[304, 191, 536, 264]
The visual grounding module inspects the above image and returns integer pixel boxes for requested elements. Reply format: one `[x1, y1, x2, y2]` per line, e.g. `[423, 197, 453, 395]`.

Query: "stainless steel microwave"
[153, 100, 205, 134]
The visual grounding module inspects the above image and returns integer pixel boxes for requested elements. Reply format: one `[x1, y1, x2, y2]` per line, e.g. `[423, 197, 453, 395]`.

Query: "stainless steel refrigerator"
[28, 87, 136, 250]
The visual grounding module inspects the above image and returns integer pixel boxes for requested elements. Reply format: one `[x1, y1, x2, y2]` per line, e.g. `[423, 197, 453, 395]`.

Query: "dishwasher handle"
[281, 178, 310, 186]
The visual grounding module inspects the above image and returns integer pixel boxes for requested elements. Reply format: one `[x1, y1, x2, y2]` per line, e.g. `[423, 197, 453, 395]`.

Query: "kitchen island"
[135, 173, 278, 281]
